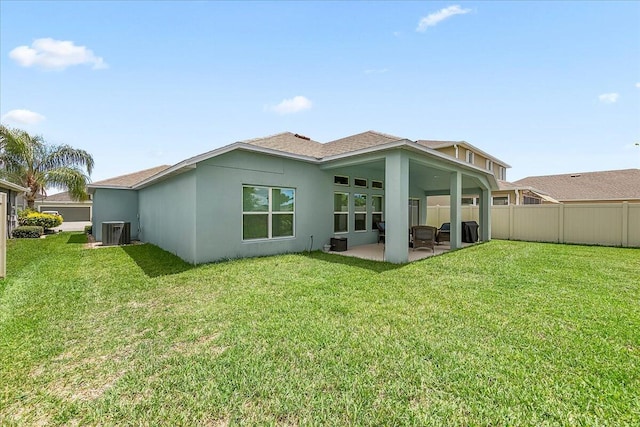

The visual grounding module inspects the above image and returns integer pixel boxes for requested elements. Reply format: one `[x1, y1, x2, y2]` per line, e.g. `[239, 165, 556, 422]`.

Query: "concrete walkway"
[52, 221, 92, 232]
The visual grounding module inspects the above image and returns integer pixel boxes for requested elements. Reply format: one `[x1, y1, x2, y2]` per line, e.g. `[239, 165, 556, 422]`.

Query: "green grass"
[1, 233, 639, 426]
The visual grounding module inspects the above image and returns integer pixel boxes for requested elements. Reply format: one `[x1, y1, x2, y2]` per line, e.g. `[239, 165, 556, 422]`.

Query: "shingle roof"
[513, 169, 640, 201]
[243, 132, 324, 158]
[93, 130, 503, 190]
[322, 130, 404, 157]
[36, 191, 74, 202]
[242, 130, 406, 158]
[90, 165, 171, 188]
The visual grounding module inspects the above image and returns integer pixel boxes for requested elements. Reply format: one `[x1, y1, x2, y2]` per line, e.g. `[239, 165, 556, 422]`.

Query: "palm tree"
[0, 125, 94, 209]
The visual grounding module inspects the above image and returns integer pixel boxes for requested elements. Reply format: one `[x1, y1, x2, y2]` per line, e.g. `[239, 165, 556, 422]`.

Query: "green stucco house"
[88, 131, 499, 264]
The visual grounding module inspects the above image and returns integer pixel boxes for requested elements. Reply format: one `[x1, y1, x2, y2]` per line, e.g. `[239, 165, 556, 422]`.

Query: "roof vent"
[294, 133, 310, 141]
[570, 174, 581, 178]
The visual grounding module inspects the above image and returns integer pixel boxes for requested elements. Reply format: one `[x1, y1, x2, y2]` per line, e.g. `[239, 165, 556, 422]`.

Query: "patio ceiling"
[321, 156, 489, 195]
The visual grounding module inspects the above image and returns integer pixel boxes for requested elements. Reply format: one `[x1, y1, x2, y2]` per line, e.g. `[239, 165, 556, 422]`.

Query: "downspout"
[454, 144, 459, 159]
[514, 189, 520, 205]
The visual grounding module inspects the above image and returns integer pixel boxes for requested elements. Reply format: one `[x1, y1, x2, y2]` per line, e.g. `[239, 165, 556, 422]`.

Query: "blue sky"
[1, 1, 639, 184]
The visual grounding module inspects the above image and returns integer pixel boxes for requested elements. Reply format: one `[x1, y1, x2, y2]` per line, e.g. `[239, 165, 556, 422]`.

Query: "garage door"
[43, 206, 91, 222]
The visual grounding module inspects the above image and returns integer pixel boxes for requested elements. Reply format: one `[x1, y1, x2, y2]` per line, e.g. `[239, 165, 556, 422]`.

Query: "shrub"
[84, 225, 92, 235]
[19, 211, 63, 229]
[12, 226, 44, 238]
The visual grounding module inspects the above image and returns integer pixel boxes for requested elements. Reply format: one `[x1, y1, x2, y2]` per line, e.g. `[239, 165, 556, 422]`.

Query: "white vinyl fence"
[427, 202, 640, 248]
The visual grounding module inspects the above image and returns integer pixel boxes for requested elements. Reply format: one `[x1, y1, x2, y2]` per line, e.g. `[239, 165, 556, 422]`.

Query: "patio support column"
[384, 150, 409, 263]
[479, 188, 491, 242]
[450, 171, 462, 249]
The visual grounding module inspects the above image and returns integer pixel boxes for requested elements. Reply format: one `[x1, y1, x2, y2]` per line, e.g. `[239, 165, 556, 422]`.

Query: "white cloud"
[417, 5, 471, 31]
[1, 109, 46, 124]
[635, 83, 640, 88]
[364, 68, 388, 74]
[598, 93, 619, 104]
[9, 38, 107, 70]
[266, 96, 313, 115]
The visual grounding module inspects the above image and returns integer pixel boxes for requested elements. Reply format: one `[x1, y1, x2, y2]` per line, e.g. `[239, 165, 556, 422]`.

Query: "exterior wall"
[434, 146, 457, 159]
[328, 164, 386, 248]
[92, 189, 139, 241]
[193, 151, 333, 263]
[138, 170, 197, 263]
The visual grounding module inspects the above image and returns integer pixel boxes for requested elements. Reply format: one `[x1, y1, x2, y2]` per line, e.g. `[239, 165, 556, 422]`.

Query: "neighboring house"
[0, 179, 28, 235]
[89, 131, 499, 264]
[417, 140, 510, 181]
[513, 169, 640, 204]
[420, 140, 525, 206]
[34, 191, 94, 221]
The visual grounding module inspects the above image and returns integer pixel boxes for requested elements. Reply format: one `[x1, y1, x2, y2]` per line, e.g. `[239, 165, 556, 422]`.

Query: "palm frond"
[41, 145, 94, 175]
[46, 167, 91, 201]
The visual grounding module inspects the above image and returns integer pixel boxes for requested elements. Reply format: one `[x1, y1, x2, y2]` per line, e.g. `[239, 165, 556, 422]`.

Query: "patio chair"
[411, 225, 437, 253]
[436, 222, 450, 244]
[376, 221, 385, 244]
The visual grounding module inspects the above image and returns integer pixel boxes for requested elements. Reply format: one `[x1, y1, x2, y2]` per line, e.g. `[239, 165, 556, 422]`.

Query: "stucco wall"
[138, 170, 197, 263]
[92, 189, 139, 241]
[194, 150, 334, 263]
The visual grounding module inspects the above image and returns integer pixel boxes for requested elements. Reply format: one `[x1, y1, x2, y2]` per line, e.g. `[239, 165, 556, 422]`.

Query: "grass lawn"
[1, 233, 639, 426]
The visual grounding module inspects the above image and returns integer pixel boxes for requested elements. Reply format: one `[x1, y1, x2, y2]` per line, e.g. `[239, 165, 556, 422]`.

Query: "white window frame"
[242, 185, 295, 241]
[334, 175, 349, 186]
[408, 198, 420, 228]
[498, 166, 506, 180]
[371, 195, 383, 231]
[371, 180, 384, 189]
[354, 193, 367, 232]
[334, 192, 349, 234]
[492, 195, 510, 206]
[486, 159, 493, 171]
[466, 150, 475, 164]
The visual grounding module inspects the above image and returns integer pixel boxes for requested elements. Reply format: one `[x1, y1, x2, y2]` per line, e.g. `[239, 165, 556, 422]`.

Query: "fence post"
[508, 204, 514, 240]
[558, 203, 565, 244]
[622, 201, 629, 247]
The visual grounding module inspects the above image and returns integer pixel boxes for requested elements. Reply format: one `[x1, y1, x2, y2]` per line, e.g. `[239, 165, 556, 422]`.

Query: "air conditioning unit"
[102, 221, 131, 246]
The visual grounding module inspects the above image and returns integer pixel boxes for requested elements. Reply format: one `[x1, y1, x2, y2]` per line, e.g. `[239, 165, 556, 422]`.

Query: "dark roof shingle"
[514, 169, 640, 201]
[90, 165, 171, 188]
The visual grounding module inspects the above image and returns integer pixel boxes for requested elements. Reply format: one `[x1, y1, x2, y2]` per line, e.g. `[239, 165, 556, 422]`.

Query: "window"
[466, 150, 475, 164]
[371, 195, 383, 230]
[486, 159, 493, 171]
[524, 196, 541, 205]
[498, 166, 506, 180]
[371, 180, 384, 189]
[408, 199, 420, 227]
[492, 196, 509, 206]
[461, 197, 477, 206]
[354, 194, 367, 231]
[334, 175, 349, 186]
[243, 186, 295, 240]
[354, 178, 367, 188]
[334, 192, 349, 233]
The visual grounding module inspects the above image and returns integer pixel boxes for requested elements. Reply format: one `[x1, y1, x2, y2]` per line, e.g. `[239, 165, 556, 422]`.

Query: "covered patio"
[321, 141, 497, 263]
